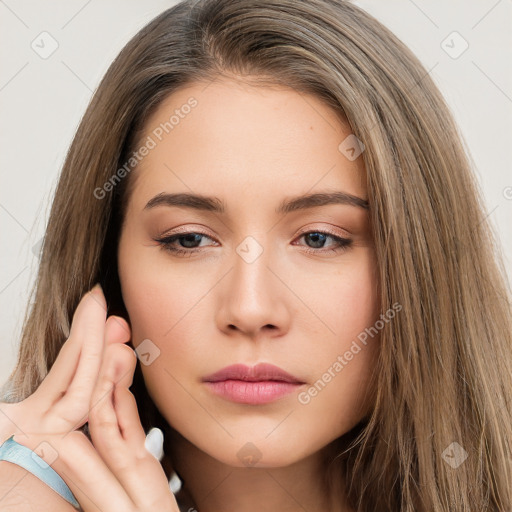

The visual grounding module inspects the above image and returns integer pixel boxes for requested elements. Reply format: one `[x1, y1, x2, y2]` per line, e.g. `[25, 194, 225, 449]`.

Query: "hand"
[75, 309, 181, 511]
[0, 284, 180, 511]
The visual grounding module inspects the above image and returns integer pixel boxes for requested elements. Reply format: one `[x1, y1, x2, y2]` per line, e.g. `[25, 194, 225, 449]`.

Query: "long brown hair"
[2, 0, 511, 510]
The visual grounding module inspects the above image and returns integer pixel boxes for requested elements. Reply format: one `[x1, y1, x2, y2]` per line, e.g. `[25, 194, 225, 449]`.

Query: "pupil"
[181, 234, 202, 248]
[307, 232, 326, 248]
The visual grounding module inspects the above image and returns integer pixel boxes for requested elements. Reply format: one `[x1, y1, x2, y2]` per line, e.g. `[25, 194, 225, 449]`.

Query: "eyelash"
[154, 228, 352, 257]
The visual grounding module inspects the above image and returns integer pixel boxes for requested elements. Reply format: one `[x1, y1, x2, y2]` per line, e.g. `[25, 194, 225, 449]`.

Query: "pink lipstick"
[202, 363, 305, 405]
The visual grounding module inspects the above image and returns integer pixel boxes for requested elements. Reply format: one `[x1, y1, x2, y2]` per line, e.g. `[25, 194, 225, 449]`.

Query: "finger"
[82, 341, 136, 433]
[32, 284, 103, 411]
[89, 352, 125, 456]
[105, 317, 134, 390]
[51, 285, 108, 427]
[62, 284, 107, 400]
[87, 347, 179, 511]
[114, 344, 137, 390]
[89, 347, 155, 495]
[36, 313, 128, 411]
[53, 431, 135, 512]
[88, 344, 137, 457]
[48, 316, 131, 433]
[88, 347, 140, 489]
[114, 385, 146, 452]
[113, 385, 178, 510]
[105, 315, 131, 346]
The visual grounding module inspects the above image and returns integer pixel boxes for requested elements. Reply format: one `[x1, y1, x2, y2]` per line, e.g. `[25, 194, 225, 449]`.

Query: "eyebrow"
[144, 190, 369, 214]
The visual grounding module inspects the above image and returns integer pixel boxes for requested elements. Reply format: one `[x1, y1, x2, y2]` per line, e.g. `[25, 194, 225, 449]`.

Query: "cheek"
[290, 251, 380, 418]
[333, 257, 380, 340]
[291, 248, 380, 344]
[118, 250, 209, 426]
[118, 245, 216, 400]
[119, 243, 207, 343]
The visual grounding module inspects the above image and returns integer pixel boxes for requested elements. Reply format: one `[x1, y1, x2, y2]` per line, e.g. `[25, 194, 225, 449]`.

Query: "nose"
[215, 236, 291, 340]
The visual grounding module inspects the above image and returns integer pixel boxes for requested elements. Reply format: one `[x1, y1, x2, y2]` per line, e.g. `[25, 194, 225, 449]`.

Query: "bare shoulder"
[0, 460, 79, 511]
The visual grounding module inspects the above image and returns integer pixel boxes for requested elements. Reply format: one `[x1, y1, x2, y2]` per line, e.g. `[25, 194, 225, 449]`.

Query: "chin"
[201, 430, 327, 469]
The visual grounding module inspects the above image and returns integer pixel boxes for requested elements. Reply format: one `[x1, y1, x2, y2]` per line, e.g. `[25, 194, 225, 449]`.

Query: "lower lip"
[204, 380, 303, 404]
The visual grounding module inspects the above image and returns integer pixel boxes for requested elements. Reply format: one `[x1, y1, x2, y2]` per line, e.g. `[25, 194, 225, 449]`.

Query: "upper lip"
[202, 363, 304, 384]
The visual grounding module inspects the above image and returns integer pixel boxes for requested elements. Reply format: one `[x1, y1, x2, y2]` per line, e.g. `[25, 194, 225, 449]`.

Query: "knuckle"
[98, 376, 115, 394]
[89, 394, 114, 419]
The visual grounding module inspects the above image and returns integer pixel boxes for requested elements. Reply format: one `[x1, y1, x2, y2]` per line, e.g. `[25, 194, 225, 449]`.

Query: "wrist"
[0, 434, 80, 509]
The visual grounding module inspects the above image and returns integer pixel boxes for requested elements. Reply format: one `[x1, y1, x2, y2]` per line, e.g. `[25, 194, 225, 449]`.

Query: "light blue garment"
[0, 434, 80, 509]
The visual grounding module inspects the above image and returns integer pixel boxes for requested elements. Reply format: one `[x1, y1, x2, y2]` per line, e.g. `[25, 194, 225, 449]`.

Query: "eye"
[293, 230, 352, 255]
[154, 229, 353, 257]
[154, 231, 216, 257]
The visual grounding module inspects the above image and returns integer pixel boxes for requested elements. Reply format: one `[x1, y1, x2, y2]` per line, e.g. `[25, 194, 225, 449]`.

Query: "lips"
[202, 363, 304, 384]
[202, 363, 305, 405]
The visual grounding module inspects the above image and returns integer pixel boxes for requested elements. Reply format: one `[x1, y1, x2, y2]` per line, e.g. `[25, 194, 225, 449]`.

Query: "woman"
[1, 0, 511, 510]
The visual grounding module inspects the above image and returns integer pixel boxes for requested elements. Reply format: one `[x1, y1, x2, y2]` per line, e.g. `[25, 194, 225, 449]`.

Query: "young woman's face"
[118, 78, 380, 467]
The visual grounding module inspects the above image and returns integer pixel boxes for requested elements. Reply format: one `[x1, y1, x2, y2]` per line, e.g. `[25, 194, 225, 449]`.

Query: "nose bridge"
[231, 233, 275, 301]
[216, 232, 290, 337]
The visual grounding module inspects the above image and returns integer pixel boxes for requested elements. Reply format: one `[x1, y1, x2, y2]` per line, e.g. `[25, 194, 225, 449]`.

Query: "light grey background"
[1, 0, 511, 387]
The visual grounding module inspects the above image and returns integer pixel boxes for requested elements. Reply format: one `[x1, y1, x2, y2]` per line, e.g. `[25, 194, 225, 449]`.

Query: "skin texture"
[118, 78, 381, 512]
[0, 461, 78, 511]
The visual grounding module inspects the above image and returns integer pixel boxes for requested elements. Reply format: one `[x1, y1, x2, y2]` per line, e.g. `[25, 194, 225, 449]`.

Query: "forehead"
[126, 79, 367, 216]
